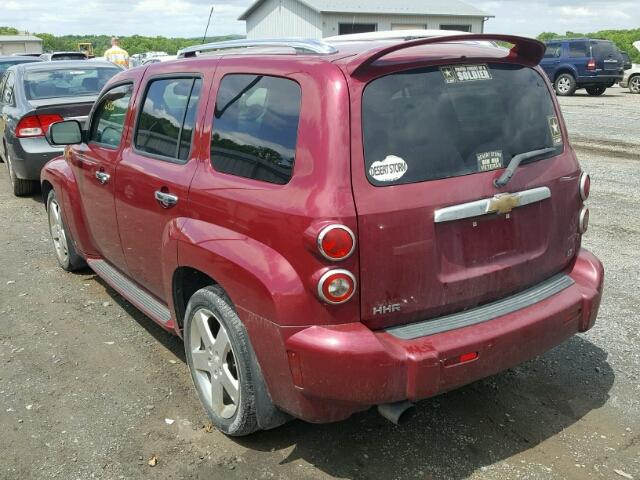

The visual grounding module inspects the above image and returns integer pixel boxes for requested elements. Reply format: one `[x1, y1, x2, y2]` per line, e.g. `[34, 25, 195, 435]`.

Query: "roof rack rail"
[177, 38, 338, 58]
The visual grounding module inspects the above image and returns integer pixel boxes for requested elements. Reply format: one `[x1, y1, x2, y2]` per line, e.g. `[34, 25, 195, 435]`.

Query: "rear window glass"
[24, 67, 120, 100]
[362, 63, 562, 186]
[52, 53, 87, 61]
[591, 41, 618, 58]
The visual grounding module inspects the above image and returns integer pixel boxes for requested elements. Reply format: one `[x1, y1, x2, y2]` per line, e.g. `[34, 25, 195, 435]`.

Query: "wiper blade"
[494, 147, 556, 188]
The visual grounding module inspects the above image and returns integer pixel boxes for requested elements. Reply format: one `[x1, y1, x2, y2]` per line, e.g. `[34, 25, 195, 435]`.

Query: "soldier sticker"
[548, 116, 563, 145]
[369, 155, 408, 183]
[441, 64, 492, 84]
[477, 150, 503, 172]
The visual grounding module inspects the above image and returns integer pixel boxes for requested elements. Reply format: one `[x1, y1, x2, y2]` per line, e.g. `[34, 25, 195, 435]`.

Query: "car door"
[568, 41, 589, 78]
[540, 43, 561, 79]
[115, 72, 208, 299]
[69, 83, 134, 271]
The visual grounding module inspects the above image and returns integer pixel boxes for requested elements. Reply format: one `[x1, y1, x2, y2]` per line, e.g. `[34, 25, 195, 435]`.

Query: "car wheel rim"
[557, 77, 570, 93]
[48, 198, 69, 264]
[189, 308, 239, 419]
[631, 77, 640, 93]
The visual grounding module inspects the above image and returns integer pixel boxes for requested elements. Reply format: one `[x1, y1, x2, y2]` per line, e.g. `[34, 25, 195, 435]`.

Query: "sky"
[1, 0, 639, 38]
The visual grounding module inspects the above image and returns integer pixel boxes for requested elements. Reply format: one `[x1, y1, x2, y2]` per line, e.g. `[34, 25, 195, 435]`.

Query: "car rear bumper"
[7, 136, 64, 181]
[278, 248, 603, 423]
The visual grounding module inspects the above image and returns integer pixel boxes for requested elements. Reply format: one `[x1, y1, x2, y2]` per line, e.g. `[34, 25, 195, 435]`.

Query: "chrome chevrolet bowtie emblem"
[487, 193, 521, 215]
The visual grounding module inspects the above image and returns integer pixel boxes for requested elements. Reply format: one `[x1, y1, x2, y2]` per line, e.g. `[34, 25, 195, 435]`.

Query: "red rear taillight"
[580, 172, 591, 201]
[444, 351, 479, 367]
[317, 269, 356, 304]
[579, 207, 589, 234]
[16, 114, 63, 138]
[317, 224, 356, 261]
[587, 58, 596, 71]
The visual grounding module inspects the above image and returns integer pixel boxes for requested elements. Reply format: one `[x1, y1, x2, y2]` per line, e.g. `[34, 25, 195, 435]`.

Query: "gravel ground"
[0, 92, 639, 480]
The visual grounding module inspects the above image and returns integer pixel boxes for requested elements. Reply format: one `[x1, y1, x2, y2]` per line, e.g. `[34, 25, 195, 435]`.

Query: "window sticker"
[477, 150, 503, 172]
[369, 155, 408, 183]
[548, 116, 563, 145]
[441, 64, 492, 84]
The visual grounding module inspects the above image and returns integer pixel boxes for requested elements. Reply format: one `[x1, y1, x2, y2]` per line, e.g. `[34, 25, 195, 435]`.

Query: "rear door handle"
[95, 171, 110, 184]
[154, 190, 178, 208]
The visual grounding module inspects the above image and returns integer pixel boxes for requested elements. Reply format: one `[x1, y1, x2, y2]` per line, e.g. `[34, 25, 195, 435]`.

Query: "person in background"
[104, 37, 129, 69]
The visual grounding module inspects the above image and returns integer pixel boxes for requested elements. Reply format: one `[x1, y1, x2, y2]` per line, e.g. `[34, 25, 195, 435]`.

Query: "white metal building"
[239, 0, 493, 39]
[0, 35, 43, 55]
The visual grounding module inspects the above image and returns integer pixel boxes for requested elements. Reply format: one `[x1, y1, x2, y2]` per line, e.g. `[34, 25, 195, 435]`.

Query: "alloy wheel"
[48, 198, 70, 265]
[557, 77, 571, 94]
[188, 308, 240, 419]
[631, 76, 640, 94]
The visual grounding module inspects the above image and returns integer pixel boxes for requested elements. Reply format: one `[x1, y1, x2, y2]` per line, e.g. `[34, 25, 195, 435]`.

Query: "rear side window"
[135, 77, 202, 162]
[211, 74, 301, 185]
[89, 84, 133, 148]
[363, 64, 562, 186]
[544, 44, 561, 58]
[569, 42, 589, 58]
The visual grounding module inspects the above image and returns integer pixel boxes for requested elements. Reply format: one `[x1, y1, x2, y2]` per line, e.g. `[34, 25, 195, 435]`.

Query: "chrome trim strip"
[88, 259, 171, 323]
[384, 274, 574, 340]
[434, 187, 551, 223]
[178, 39, 338, 58]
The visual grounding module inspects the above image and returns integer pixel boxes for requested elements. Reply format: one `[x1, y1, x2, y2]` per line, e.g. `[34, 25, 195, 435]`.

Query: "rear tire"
[46, 190, 86, 271]
[184, 286, 261, 436]
[6, 150, 36, 197]
[630, 75, 640, 94]
[554, 73, 577, 96]
[586, 86, 606, 96]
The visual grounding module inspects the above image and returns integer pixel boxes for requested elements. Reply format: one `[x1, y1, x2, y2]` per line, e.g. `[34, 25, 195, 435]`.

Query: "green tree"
[0, 26, 20, 35]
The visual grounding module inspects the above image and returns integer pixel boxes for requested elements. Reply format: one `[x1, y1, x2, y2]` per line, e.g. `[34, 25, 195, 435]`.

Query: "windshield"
[362, 63, 562, 186]
[24, 67, 120, 100]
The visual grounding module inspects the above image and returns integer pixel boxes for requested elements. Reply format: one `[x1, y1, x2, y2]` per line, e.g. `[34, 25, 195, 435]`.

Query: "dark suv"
[540, 38, 624, 96]
[41, 33, 603, 436]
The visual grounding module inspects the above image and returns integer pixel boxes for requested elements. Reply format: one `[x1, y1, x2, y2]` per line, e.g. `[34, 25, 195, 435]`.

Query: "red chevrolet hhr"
[41, 32, 604, 436]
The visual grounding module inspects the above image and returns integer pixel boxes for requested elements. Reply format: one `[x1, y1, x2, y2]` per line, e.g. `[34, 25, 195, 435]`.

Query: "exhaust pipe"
[377, 401, 414, 425]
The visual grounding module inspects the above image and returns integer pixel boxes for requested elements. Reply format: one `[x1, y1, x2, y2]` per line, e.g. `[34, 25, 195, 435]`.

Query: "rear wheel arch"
[172, 267, 219, 330]
[41, 180, 54, 207]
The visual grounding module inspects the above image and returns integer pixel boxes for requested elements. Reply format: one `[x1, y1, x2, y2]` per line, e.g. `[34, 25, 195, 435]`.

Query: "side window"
[89, 84, 133, 148]
[2, 72, 15, 106]
[0, 74, 7, 104]
[569, 42, 588, 58]
[134, 77, 202, 162]
[211, 75, 301, 185]
[544, 44, 562, 59]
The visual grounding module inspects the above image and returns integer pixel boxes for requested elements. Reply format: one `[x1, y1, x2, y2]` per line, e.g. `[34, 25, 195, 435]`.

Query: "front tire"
[629, 75, 640, 94]
[554, 73, 577, 96]
[184, 286, 260, 436]
[586, 86, 606, 96]
[46, 190, 86, 271]
[6, 150, 36, 197]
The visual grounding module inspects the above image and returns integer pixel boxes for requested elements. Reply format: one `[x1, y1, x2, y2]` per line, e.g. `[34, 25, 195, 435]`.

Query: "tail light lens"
[580, 172, 590, 201]
[317, 269, 356, 304]
[317, 225, 356, 261]
[587, 59, 596, 71]
[579, 207, 589, 234]
[16, 114, 63, 138]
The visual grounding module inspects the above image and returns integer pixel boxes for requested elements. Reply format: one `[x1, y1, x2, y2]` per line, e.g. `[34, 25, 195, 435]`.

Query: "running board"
[385, 274, 574, 340]
[87, 259, 171, 324]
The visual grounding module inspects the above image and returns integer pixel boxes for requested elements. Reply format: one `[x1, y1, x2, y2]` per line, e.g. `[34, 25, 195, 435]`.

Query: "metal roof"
[0, 35, 43, 43]
[239, 0, 491, 20]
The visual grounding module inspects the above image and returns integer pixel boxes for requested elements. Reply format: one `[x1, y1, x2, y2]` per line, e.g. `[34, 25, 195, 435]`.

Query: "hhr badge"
[373, 303, 402, 315]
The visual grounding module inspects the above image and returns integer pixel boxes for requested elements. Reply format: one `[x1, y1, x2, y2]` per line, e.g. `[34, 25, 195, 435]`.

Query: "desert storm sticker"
[369, 155, 408, 183]
[477, 150, 503, 172]
[441, 64, 492, 84]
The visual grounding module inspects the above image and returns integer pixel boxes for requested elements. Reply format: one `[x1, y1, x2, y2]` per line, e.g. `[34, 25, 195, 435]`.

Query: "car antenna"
[202, 6, 214, 44]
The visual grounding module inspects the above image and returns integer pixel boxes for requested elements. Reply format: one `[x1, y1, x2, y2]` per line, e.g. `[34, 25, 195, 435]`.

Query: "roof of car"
[0, 55, 43, 62]
[16, 60, 119, 72]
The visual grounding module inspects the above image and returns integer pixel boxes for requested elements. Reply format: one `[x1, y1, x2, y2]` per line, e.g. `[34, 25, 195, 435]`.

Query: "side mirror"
[47, 120, 83, 146]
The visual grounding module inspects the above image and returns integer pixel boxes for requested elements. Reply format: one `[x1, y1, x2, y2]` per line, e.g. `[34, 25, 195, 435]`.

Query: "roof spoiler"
[347, 34, 545, 75]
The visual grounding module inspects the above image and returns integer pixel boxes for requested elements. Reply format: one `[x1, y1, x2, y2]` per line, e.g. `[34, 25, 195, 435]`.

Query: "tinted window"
[51, 53, 87, 61]
[0, 59, 38, 76]
[569, 42, 589, 58]
[339, 23, 377, 35]
[24, 67, 120, 100]
[544, 44, 562, 58]
[591, 41, 618, 58]
[440, 25, 472, 32]
[363, 64, 562, 186]
[135, 78, 202, 161]
[2, 72, 15, 105]
[211, 75, 301, 185]
[89, 84, 133, 148]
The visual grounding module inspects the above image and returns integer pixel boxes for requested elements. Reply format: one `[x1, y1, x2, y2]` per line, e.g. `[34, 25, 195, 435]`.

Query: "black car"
[0, 55, 43, 77]
[0, 60, 121, 195]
